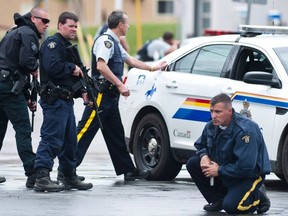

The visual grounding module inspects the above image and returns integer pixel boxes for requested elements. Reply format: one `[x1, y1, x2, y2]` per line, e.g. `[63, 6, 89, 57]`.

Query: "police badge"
[242, 135, 250, 144]
[104, 41, 112, 49]
[48, 42, 56, 49]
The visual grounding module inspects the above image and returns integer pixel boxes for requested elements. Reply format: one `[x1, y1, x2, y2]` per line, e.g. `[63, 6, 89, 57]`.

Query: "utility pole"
[246, 0, 252, 25]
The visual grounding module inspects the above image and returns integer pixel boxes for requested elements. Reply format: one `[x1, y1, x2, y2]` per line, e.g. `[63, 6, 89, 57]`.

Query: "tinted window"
[173, 50, 199, 73]
[192, 45, 233, 77]
[234, 48, 274, 80]
[274, 47, 288, 75]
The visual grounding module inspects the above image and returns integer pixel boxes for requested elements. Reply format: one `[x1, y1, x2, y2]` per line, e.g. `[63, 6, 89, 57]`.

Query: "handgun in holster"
[11, 70, 28, 95]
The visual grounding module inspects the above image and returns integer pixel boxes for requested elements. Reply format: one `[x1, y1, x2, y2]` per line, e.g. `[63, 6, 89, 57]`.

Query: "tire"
[132, 113, 182, 180]
[282, 136, 288, 183]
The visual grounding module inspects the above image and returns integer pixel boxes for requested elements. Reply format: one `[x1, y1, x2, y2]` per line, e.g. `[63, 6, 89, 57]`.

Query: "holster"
[11, 70, 28, 95]
[97, 79, 119, 98]
[40, 81, 74, 105]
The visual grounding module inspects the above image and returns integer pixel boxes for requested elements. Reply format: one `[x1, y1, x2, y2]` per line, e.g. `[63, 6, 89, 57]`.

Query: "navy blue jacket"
[39, 33, 76, 91]
[195, 110, 271, 180]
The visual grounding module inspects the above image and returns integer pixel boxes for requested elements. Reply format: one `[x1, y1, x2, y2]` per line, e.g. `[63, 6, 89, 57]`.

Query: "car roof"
[162, 33, 288, 63]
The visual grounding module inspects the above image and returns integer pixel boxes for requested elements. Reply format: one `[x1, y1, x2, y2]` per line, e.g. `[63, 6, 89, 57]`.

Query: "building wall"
[209, 0, 288, 32]
[1, 0, 288, 40]
[0, 0, 178, 33]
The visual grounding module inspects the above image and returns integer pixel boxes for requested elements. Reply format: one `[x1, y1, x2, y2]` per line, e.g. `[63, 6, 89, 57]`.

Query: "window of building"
[157, 0, 174, 15]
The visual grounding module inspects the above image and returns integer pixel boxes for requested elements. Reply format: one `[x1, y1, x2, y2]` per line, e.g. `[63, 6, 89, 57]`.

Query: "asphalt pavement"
[0, 99, 288, 216]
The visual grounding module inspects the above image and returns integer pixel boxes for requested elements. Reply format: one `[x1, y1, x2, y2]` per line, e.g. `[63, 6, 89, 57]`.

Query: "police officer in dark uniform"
[75, 10, 166, 181]
[0, 7, 49, 188]
[33, 12, 93, 192]
[186, 93, 271, 214]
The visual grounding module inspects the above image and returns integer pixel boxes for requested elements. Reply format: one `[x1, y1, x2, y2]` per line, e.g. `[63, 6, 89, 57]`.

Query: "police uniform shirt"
[92, 28, 129, 64]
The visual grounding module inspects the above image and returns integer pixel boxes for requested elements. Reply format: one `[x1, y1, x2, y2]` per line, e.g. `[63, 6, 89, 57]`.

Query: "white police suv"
[119, 25, 288, 183]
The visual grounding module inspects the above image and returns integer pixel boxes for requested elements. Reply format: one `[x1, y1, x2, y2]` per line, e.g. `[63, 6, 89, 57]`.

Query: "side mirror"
[243, 71, 281, 88]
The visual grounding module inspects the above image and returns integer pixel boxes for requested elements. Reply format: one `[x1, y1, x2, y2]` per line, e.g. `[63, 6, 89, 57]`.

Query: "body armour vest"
[91, 34, 124, 81]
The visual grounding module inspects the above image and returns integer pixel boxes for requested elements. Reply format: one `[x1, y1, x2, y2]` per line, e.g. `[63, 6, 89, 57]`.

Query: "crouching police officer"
[186, 93, 271, 214]
[0, 7, 49, 188]
[33, 12, 93, 192]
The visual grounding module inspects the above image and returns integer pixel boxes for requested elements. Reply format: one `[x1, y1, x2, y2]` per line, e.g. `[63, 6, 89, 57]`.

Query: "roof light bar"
[240, 25, 288, 34]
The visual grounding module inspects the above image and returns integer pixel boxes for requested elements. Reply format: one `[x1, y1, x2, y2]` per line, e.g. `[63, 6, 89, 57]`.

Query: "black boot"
[0, 176, 6, 183]
[124, 168, 150, 181]
[34, 168, 64, 192]
[26, 173, 36, 189]
[203, 200, 223, 212]
[257, 185, 271, 214]
[63, 175, 93, 190]
[57, 170, 85, 183]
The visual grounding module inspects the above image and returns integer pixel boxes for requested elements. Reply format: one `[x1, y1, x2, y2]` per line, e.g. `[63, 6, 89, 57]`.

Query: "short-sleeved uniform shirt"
[93, 29, 130, 65]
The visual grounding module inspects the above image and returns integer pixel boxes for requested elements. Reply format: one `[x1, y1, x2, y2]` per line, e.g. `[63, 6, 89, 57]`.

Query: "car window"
[274, 47, 288, 75]
[234, 48, 274, 80]
[192, 45, 233, 77]
[172, 44, 233, 76]
[173, 50, 199, 73]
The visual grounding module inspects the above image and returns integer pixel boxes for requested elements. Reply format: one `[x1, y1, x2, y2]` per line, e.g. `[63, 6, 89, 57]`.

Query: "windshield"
[274, 47, 288, 74]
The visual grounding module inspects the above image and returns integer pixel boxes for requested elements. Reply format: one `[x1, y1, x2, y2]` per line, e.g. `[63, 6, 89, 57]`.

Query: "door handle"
[220, 87, 234, 95]
[165, 81, 178, 88]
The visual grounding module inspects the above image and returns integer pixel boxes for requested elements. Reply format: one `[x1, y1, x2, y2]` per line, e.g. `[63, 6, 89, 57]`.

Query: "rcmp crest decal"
[242, 135, 250, 144]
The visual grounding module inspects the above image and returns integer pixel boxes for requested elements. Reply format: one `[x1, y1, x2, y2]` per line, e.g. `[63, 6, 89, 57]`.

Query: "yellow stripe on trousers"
[77, 92, 103, 142]
[237, 176, 262, 211]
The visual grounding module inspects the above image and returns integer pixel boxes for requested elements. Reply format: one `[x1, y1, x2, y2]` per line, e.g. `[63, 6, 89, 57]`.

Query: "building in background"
[1, 0, 287, 40]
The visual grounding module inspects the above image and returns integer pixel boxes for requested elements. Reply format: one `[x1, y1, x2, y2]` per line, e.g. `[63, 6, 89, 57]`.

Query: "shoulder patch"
[104, 40, 112, 49]
[242, 135, 250, 144]
[47, 42, 57, 49]
[31, 42, 38, 52]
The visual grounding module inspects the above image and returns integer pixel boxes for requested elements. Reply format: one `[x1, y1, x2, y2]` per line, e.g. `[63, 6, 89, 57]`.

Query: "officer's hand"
[202, 161, 219, 177]
[200, 155, 211, 170]
[31, 70, 38, 78]
[27, 99, 37, 112]
[72, 65, 83, 77]
[82, 93, 93, 108]
[119, 85, 130, 97]
[151, 61, 168, 71]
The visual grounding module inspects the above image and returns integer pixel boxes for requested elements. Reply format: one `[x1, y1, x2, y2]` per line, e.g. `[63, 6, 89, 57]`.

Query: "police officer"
[75, 10, 166, 181]
[33, 12, 93, 192]
[186, 93, 271, 214]
[0, 7, 49, 188]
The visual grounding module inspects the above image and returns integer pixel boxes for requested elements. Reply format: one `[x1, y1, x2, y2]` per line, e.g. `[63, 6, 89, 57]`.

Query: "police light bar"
[240, 25, 288, 34]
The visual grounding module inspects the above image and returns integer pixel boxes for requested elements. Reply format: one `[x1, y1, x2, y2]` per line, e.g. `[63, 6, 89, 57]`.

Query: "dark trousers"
[186, 156, 263, 214]
[76, 92, 136, 175]
[0, 81, 35, 176]
[35, 99, 77, 175]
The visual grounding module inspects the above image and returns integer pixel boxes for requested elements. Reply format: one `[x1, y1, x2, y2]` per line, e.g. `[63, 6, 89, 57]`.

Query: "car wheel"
[133, 113, 182, 180]
[282, 136, 288, 183]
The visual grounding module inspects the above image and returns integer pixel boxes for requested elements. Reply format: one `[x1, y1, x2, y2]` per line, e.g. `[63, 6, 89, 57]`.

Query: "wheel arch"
[128, 106, 164, 154]
[274, 124, 288, 175]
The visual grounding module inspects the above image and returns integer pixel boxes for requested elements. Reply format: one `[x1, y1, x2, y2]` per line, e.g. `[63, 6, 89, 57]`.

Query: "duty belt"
[0, 69, 11, 82]
[59, 89, 74, 101]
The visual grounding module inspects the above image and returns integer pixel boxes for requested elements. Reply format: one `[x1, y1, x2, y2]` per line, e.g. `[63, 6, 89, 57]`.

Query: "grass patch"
[83, 23, 178, 56]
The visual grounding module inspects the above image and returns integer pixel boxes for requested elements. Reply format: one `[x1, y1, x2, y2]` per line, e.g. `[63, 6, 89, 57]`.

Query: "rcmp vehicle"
[119, 25, 288, 183]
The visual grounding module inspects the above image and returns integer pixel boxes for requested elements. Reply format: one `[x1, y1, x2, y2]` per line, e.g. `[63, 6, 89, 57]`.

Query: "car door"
[227, 46, 279, 150]
[162, 44, 235, 150]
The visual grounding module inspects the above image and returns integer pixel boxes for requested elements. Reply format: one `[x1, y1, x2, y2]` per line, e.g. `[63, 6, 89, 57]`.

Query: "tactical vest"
[91, 34, 124, 81]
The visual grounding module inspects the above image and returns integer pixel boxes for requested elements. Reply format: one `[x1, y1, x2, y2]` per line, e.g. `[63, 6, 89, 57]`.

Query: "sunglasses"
[34, 16, 50, 24]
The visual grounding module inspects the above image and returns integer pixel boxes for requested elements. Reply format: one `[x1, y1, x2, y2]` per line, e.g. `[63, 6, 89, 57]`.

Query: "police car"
[119, 25, 288, 182]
